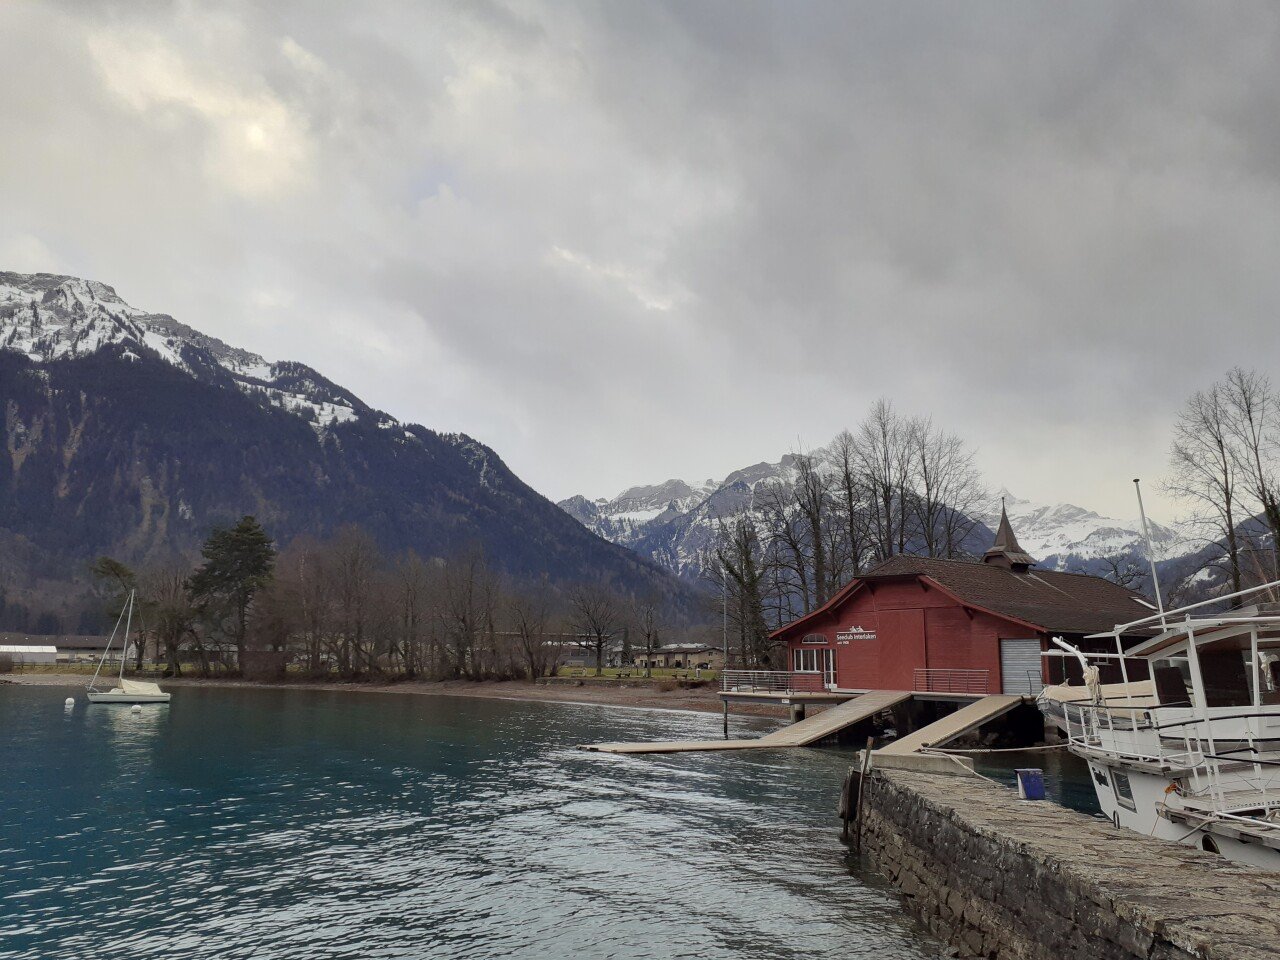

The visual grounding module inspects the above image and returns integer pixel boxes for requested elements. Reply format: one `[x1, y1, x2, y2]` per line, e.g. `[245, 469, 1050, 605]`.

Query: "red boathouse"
[772, 507, 1154, 695]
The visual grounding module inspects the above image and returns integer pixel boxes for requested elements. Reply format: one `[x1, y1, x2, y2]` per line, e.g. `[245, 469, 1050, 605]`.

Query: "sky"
[3, 1, 1279, 522]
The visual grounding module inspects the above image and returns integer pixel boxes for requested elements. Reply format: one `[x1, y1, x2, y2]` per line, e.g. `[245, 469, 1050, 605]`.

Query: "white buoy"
[64, 697, 75, 708]
[131, 704, 142, 714]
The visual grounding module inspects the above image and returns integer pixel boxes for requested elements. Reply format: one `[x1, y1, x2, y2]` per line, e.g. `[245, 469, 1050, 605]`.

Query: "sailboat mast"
[88, 597, 129, 691]
[118, 590, 135, 684]
[1133, 478, 1167, 628]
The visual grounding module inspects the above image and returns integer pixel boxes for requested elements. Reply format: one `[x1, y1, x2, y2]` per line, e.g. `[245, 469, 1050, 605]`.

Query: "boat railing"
[1066, 700, 1280, 815]
[1062, 700, 1175, 766]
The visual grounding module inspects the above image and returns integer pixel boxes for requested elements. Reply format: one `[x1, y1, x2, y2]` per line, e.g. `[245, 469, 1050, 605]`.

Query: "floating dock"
[580, 689, 912, 754]
[877, 694, 1024, 755]
[581, 691, 1030, 756]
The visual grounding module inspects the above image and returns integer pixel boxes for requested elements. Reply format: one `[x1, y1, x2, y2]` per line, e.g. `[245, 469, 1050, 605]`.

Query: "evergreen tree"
[187, 516, 276, 672]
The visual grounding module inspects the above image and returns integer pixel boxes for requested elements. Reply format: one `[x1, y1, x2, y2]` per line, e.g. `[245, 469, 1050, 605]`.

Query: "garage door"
[1000, 638, 1044, 695]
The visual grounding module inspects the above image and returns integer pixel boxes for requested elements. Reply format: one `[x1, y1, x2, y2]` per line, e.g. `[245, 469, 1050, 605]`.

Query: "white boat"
[86, 590, 171, 705]
[1040, 581, 1280, 871]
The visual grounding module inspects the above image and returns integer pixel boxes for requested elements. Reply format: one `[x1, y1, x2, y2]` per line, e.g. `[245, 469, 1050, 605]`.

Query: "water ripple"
[0, 685, 940, 959]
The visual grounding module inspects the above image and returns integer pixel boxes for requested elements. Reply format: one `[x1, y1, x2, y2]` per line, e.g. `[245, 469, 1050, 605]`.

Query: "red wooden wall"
[782, 577, 1041, 693]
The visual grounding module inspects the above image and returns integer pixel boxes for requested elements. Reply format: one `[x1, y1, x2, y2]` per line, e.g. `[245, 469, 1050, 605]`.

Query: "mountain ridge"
[559, 455, 1196, 589]
[0, 271, 700, 629]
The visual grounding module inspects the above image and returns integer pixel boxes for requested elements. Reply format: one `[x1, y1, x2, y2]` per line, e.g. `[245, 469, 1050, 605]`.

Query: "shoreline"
[2, 672, 791, 719]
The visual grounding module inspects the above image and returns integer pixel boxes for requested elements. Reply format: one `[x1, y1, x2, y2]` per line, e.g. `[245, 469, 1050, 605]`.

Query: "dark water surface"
[1, 685, 944, 960]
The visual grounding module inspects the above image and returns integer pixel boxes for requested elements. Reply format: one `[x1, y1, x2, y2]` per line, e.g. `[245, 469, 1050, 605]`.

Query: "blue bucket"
[1015, 768, 1045, 801]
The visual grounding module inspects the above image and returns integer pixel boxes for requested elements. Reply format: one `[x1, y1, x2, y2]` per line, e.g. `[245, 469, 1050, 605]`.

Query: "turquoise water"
[0, 685, 942, 960]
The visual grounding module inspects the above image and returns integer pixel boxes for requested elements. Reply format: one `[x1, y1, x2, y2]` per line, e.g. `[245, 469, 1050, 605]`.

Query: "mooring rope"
[929, 743, 1068, 755]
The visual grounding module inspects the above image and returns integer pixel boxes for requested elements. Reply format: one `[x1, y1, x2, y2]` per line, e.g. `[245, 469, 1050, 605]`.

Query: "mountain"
[561, 450, 988, 583]
[981, 489, 1185, 574]
[0, 272, 696, 626]
[560, 451, 1200, 589]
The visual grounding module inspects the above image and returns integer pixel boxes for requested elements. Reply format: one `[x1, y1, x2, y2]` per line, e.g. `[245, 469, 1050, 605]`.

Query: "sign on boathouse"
[836, 626, 876, 644]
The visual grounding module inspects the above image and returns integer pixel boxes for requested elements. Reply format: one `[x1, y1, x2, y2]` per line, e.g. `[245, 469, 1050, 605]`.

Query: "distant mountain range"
[559, 450, 1204, 592]
[0, 272, 696, 628]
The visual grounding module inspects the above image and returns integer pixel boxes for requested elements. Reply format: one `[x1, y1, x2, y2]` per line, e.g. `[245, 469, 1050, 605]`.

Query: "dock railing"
[913, 668, 990, 694]
[721, 670, 827, 694]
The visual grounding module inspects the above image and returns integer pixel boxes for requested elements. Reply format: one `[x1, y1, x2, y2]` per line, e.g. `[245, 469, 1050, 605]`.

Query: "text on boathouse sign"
[836, 626, 877, 644]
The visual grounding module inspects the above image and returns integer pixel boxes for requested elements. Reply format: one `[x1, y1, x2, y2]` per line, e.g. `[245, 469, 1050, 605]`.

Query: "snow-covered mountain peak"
[0, 271, 380, 434]
[981, 489, 1183, 565]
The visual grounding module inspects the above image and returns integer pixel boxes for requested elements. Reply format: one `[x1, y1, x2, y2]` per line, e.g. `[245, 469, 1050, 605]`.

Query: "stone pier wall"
[859, 769, 1280, 960]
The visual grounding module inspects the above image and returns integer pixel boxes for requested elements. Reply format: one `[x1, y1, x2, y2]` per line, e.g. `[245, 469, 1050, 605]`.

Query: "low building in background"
[0, 643, 58, 665]
[633, 643, 725, 671]
[0, 634, 115, 663]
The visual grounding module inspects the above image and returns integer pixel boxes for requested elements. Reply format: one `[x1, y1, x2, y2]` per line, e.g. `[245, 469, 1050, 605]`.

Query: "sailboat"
[86, 590, 171, 704]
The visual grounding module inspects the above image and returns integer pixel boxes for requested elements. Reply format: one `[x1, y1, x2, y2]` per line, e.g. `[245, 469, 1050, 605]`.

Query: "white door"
[822, 649, 836, 689]
[1000, 638, 1043, 695]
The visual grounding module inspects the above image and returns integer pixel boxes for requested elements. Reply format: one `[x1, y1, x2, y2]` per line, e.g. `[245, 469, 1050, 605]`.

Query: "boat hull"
[86, 692, 171, 704]
[1081, 754, 1280, 871]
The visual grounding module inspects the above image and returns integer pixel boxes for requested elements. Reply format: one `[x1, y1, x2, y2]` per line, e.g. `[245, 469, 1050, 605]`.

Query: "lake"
[1, 684, 945, 960]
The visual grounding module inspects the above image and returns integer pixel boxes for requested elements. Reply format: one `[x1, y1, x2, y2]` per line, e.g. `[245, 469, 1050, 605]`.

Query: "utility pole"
[722, 565, 729, 739]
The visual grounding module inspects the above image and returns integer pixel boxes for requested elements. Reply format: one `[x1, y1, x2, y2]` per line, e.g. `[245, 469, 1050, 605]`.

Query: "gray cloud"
[3, 1, 1280, 519]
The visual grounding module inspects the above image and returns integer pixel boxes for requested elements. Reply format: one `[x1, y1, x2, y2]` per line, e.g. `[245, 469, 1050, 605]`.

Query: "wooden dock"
[878, 694, 1024, 755]
[580, 689, 912, 754]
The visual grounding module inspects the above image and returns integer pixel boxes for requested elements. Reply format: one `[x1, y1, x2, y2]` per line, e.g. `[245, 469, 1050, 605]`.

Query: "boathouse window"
[1111, 772, 1137, 812]
[794, 649, 822, 673]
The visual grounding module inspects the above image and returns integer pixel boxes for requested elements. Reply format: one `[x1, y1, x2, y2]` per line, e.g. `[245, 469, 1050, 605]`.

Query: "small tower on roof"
[983, 498, 1037, 572]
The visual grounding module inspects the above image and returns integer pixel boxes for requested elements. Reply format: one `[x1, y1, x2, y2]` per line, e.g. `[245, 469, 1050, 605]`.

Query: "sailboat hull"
[86, 691, 171, 704]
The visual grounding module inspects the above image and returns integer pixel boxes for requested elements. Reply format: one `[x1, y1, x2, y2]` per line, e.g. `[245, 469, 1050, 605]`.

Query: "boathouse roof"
[859, 555, 1154, 635]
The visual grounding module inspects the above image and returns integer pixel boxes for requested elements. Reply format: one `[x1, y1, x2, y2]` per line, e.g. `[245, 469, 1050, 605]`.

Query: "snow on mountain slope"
[0, 271, 391, 435]
[560, 477, 721, 548]
[980, 489, 1187, 568]
[561, 455, 1199, 585]
[559, 454, 817, 579]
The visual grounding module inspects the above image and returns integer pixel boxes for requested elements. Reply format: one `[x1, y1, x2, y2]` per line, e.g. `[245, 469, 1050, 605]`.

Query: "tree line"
[94, 519, 689, 680]
[707, 399, 985, 667]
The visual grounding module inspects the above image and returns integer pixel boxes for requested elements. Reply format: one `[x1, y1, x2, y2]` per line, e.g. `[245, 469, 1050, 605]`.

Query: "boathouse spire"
[983, 497, 1037, 571]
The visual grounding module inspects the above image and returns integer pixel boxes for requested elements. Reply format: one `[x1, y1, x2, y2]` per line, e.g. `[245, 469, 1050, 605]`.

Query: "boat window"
[1201, 835, 1220, 855]
[1198, 649, 1254, 708]
[1262, 656, 1280, 706]
[1111, 772, 1137, 812]
[1153, 664, 1191, 707]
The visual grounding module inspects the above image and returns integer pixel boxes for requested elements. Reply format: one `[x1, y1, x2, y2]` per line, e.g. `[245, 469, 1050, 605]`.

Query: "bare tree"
[328, 526, 381, 674]
[393, 552, 432, 676]
[508, 587, 551, 679]
[713, 515, 771, 666]
[856, 399, 916, 560]
[912, 418, 985, 558]
[792, 451, 835, 606]
[139, 566, 197, 676]
[828, 429, 874, 576]
[1099, 555, 1145, 591]
[440, 547, 498, 678]
[568, 580, 623, 675]
[1166, 383, 1243, 596]
[632, 595, 663, 678]
[1222, 367, 1280, 580]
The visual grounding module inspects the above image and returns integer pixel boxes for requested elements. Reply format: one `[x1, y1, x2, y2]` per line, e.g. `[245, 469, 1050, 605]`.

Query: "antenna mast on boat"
[1133, 478, 1167, 627]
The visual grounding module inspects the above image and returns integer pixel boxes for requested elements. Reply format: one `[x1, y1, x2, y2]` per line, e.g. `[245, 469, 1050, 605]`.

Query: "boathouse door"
[1000, 638, 1044, 695]
[822, 649, 836, 690]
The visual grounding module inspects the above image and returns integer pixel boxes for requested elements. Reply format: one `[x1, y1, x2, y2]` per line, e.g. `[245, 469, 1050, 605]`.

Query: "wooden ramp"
[581, 690, 912, 754]
[878, 694, 1024, 755]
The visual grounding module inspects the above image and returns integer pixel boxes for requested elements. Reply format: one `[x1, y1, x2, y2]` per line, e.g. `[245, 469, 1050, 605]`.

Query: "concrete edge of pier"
[858, 768, 1280, 960]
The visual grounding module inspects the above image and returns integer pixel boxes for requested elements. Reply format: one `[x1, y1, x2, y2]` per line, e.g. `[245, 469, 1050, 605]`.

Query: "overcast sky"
[3, 1, 1279, 521]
